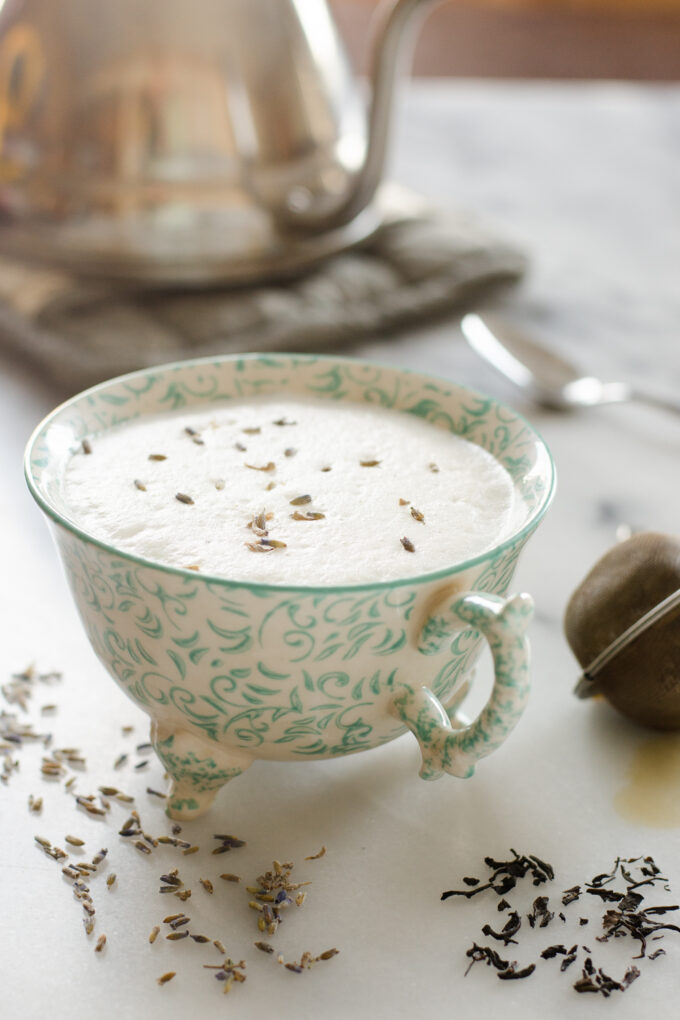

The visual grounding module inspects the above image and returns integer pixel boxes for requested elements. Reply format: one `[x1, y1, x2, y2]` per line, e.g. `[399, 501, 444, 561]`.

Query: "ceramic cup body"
[26, 354, 555, 817]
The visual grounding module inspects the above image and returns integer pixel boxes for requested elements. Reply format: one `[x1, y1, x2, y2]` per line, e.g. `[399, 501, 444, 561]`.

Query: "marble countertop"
[2, 81, 680, 1020]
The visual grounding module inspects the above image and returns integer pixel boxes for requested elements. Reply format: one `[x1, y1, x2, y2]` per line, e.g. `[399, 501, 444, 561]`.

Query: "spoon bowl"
[461, 313, 679, 416]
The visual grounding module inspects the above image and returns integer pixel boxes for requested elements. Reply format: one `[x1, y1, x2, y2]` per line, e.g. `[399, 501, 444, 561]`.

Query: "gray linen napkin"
[0, 186, 526, 392]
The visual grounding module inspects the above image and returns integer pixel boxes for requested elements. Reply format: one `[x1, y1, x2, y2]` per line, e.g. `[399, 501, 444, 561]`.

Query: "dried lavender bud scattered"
[212, 834, 246, 848]
[304, 846, 326, 861]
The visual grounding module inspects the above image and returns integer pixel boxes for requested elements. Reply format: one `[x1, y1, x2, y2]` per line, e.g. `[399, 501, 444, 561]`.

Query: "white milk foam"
[64, 396, 523, 585]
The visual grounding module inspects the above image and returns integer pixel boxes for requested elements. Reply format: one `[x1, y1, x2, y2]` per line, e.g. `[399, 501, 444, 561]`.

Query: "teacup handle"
[391, 591, 533, 780]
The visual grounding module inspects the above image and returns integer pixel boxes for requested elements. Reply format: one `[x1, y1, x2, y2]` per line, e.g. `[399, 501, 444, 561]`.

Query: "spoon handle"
[629, 387, 680, 417]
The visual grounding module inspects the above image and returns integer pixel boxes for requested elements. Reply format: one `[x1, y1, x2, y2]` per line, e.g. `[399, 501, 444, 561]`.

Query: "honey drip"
[615, 734, 680, 828]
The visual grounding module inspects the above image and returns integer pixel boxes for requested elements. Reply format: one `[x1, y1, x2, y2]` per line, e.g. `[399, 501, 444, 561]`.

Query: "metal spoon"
[461, 313, 680, 416]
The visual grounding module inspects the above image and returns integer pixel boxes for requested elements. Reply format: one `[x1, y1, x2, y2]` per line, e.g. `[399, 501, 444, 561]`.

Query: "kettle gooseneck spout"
[279, 0, 438, 234]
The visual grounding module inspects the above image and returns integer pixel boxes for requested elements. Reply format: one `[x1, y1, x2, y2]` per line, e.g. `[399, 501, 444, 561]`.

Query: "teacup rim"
[24, 350, 556, 594]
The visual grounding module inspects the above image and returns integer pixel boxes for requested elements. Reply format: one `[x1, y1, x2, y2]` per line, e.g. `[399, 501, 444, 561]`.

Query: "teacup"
[25, 354, 555, 818]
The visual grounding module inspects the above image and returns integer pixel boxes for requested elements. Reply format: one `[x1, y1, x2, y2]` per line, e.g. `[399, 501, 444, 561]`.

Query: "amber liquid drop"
[615, 734, 680, 828]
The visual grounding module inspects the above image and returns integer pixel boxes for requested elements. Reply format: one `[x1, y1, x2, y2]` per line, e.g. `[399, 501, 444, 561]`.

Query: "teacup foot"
[150, 723, 252, 820]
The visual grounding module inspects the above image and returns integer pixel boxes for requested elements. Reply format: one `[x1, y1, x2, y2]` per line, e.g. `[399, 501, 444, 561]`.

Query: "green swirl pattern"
[26, 353, 554, 819]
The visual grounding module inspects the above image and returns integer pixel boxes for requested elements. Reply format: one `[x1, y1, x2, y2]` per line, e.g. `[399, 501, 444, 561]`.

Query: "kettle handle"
[352, 0, 438, 223]
[280, 0, 438, 234]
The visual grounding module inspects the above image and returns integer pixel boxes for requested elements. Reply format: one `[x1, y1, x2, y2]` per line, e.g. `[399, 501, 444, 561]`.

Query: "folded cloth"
[0, 185, 526, 392]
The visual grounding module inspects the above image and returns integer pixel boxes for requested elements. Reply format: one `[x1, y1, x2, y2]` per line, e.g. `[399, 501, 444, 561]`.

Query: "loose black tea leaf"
[497, 963, 536, 981]
[560, 948, 578, 972]
[443, 850, 557, 903]
[446, 850, 676, 998]
[587, 887, 623, 903]
[541, 945, 568, 959]
[562, 885, 580, 905]
[464, 943, 510, 976]
[529, 855, 555, 883]
[481, 911, 521, 946]
[527, 895, 554, 929]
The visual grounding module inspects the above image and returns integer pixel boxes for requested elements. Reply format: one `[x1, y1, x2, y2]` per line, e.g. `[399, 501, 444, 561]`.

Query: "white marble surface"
[2, 81, 680, 1020]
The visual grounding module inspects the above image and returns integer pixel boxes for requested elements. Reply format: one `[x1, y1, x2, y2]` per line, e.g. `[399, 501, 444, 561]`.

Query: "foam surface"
[63, 396, 522, 585]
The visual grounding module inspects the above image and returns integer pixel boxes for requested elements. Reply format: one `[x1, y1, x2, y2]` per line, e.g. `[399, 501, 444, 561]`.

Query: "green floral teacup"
[25, 354, 555, 818]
